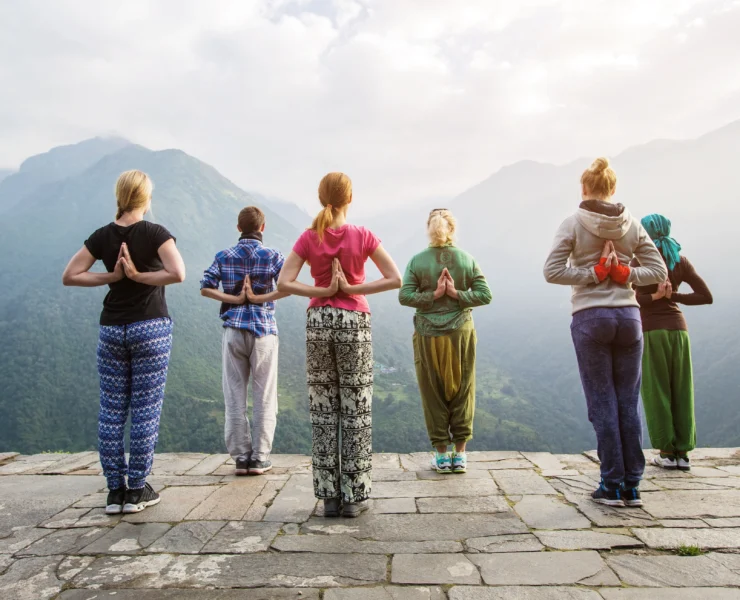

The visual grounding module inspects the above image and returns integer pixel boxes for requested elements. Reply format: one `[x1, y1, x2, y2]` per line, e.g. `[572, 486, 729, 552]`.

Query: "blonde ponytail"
[115, 170, 152, 219]
[427, 209, 456, 247]
[311, 172, 352, 242]
[581, 157, 617, 199]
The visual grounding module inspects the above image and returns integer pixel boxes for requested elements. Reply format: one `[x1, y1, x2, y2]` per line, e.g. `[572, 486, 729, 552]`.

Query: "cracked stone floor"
[1, 448, 740, 599]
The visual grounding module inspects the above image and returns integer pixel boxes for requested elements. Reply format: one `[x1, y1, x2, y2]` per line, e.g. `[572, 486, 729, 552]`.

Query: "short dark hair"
[238, 206, 265, 233]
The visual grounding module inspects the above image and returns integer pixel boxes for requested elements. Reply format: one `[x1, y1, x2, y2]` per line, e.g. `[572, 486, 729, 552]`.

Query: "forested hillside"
[0, 139, 575, 455]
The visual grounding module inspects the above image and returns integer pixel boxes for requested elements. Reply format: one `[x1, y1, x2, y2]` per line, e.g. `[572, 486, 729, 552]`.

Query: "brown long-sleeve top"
[632, 255, 713, 331]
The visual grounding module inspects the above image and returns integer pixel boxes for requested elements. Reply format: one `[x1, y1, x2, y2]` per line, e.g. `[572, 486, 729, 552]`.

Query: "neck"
[330, 206, 348, 229]
[116, 210, 145, 226]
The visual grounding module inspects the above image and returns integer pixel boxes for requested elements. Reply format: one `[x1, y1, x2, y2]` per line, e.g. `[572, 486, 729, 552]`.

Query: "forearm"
[345, 276, 403, 296]
[672, 292, 713, 306]
[249, 290, 291, 304]
[278, 279, 333, 298]
[62, 271, 119, 287]
[636, 293, 654, 306]
[398, 286, 435, 310]
[200, 288, 242, 303]
[133, 270, 184, 286]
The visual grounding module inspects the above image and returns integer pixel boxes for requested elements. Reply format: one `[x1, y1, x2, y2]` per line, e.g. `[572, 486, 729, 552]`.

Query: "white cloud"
[0, 0, 739, 215]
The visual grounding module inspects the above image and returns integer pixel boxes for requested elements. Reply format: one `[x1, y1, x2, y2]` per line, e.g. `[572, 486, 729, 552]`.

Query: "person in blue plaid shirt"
[200, 206, 289, 476]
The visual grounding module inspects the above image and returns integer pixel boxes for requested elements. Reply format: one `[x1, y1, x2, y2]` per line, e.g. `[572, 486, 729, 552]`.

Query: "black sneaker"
[323, 498, 341, 518]
[122, 483, 160, 513]
[591, 481, 622, 507]
[343, 501, 370, 518]
[105, 488, 126, 515]
[235, 458, 250, 476]
[248, 459, 273, 475]
[622, 486, 643, 507]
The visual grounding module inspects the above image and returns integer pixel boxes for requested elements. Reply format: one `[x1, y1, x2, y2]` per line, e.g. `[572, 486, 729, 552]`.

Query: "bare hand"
[601, 240, 614, 260]
[652, 282, 667, 301]
[433, 270, 447, 299]
[119, 243, 140, 281]
[326, 259, 340, 296]
[111, 245, 125, 282]
[241, 275, 253, 304]
[335, 259, 352, 294]
[664, 280, 673, 299]
[443, 268, 459, 299]
[604, 250, 618, 270]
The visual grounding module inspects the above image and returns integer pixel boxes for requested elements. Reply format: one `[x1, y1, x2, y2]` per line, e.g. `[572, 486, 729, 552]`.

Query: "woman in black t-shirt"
[62, 170, 185, 515]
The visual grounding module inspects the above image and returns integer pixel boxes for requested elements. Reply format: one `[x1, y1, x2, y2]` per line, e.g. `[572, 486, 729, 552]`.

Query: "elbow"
[277, 281, 289, 293]
[706, 293, 714, 305]
[390, 275, 403, 290]
[61, 271, 74, 286]
[199, 287, 209, 297]
[173, 270, 186, 284]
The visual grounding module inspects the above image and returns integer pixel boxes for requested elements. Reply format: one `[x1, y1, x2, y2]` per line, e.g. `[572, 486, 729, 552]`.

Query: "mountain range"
[0, 121, 737, 455]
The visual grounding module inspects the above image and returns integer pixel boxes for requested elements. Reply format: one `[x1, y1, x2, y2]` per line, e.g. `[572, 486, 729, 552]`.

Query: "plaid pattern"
[201, 239, 285, 337]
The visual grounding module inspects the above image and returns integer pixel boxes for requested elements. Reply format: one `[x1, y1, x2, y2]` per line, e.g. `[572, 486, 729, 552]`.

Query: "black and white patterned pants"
[307, 306, 373, 503]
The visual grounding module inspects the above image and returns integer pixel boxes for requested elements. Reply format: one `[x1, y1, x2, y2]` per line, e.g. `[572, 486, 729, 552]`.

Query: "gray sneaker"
[343, 501, 369, 518]
[248, 459, 273, 475]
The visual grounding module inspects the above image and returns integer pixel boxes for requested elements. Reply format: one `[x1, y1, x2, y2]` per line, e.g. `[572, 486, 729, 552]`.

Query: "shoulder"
[144, 221, 175, 244]
[88, 223, 113, 239]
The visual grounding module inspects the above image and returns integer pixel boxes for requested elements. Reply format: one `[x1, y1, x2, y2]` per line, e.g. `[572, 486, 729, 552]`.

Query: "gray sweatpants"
[222, 328, 279, 462]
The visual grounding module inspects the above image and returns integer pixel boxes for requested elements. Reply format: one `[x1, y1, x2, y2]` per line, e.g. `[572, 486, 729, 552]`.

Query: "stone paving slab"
[324, 587, 445, 600]
[263, 474, 317, 522]
[641, 490, 740, 519]
[201, 521, 282, 553]
[706, 517, 740, 527]
[19, 527, 108, 556]
[607, 553, 740, 587]
[0, 475, 102, 536]
[61, 590, 320, 599]
[124, 486, 219, 523]
[491, 470, 557, 495]
[658, 518, 709, 528]
[0, 554, 13, 573]
[469, 550, 609, 585]
[465, 533, 543, 553]
[0, 526, 51, 553]
[244, 480, 286, 520]
[514, 495, 590, 530]
[0, 555, 63, 600]
[391, 553, 481, 584]
[369, 497, 417, 514]
[373, 470, 417, 481]
[449, 588, 602, 600]
[147, 521, 225, 554]
[72, 553, 389, 588]
[559, 489, 657, 527]
[40, 507, 91, 529]
[633, 527, 740, 549]
[417, 495, 510, 513]
[302, 512, 527, 541]
[40, 451, 99, 474]
[151, 453, 210, 475]
[79, 522, 172, 554]
[0, 454, 63, 475]
[535, 529, 642, 550]
[185, 479, 266, 520]
[373, 478, 499, 498]
[599, 589, 740, 600]
[0, 452, 19, 463]
[185, 454, 230, 476]
[272, 533, 463, 554]
[58, 555, 95, 581]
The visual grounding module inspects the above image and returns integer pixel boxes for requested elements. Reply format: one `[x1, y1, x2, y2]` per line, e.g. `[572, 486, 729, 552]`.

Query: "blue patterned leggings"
[97, 317, 173, 491]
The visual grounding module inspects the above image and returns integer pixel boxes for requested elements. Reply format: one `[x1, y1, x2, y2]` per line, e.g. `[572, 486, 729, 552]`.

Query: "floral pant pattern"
[307, 307, 373, 503]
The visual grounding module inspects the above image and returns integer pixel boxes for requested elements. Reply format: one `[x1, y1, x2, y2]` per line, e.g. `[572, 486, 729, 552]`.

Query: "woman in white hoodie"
[544, 157, 666, 508]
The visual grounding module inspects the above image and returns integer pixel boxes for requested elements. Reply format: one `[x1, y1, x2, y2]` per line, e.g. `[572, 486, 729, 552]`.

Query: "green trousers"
[641, 329, 696, 455]
[413, 320, 476, 448]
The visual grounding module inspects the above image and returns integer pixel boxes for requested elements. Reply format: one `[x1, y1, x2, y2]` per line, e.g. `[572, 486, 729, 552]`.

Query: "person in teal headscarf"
[633, 214, 713, 472]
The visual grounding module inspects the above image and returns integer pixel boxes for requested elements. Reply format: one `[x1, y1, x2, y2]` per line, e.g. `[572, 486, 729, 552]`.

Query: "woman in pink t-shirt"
[278, 172, 402, 518]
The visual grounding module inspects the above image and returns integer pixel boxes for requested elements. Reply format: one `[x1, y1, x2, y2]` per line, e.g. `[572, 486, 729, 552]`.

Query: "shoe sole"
[235, 469, 249, 476]
[436, 467, 453, 474]
[592, 498, 623, 507]
[122, 497, 161, 514]
[453, 468, 467, 473]
[105, 504, 123, 515]
[652, 458, 677, 469]
[249, 465, 273, 475]
[677, 466, 691, 472]
[623, 500, 644, 507]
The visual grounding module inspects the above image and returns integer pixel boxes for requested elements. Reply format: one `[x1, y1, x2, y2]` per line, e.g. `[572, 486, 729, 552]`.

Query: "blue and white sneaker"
[431, 452, 452, 474]
[622, 486, 643, 507]
[591, 481, 622, 507]
[452, 452, 467, 473]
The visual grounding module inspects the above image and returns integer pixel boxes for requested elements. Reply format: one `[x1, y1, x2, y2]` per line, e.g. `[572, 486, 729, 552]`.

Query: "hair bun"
[590, 157, 610, 174]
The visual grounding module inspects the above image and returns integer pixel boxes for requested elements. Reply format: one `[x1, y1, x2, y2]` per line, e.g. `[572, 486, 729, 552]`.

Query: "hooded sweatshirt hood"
[576, 200, 633, 240]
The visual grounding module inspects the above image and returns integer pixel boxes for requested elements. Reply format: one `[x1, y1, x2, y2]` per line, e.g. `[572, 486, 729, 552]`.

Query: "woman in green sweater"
[399, 209, 492, 473]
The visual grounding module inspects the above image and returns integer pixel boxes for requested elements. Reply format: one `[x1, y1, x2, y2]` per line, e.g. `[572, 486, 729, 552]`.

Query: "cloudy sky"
[1, 0, 739, 215]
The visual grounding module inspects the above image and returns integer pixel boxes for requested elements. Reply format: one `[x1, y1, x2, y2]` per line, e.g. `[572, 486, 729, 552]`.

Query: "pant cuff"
[106, 477, 126, 491]
[128, 478, 146, 490]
